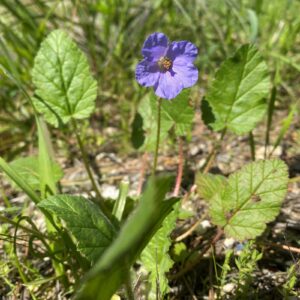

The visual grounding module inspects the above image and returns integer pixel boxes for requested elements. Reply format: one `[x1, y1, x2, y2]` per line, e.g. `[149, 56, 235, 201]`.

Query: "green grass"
[0, 0, 300, 298]
[0, 0, 299, 157]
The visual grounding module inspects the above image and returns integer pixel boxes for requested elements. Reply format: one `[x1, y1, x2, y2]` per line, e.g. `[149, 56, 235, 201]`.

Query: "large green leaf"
[32, 29, 97, 127]
[141, 203, 179, 299]
[206, 44, 270, 134]
[75, 176, 179, 300]
[210, 159, 288, 240]
[9, 156, 63, 192]
[134, 90, 193, 150]
[38, 195, 116, 264]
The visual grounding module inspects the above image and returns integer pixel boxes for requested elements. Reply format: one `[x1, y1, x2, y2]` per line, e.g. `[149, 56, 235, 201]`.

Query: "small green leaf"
[9, 156, 63, 192]
[137, 93, 172, 151]
[206, 44, 270, 134]
[136, 90, 194, 150]
[161, 89, 194, 136]
[141, 203, 179, 299]
[32, 29, 97, 127]
[210, 159, 288, 240]
[38, 195, 116, 264]
[75, 176, 179, 300]
[196, 173, 227, 201]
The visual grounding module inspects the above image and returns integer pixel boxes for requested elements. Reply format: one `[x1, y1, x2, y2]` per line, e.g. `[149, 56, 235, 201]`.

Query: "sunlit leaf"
[210, 159, 288, 240]
[38, 195, 116, 264]
[32, 29, 97, 127]
[196, 172, 227, 201]
[161, 89, 194, 136]
[206, 44, 270, 134]
[36, 117, 57, 196]
[136, 93, 172, 151]
[141, 203, 179, 299]
[135, 90, 194, 150]
[9, 156, 63, 192]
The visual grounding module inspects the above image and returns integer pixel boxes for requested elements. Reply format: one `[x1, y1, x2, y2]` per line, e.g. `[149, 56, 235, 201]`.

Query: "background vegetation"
[1, 0, 300, 299]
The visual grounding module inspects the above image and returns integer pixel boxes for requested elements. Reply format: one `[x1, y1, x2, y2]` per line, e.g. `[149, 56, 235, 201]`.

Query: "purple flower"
[136, 32, 198, 100]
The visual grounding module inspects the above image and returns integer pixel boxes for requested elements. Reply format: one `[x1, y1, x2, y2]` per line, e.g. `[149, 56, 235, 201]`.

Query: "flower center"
[158, 56, 172, 71]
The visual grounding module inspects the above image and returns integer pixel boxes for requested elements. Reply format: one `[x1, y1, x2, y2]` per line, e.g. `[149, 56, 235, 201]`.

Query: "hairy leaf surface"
[206, 44, 270, 134]
[38, 195, 116, 264]
[32, 30, 97, 127]
[210, 159, 288, 240]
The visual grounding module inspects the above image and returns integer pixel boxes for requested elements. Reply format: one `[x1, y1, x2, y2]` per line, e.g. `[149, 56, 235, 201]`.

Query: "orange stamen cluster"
[158, 56, 172, 71]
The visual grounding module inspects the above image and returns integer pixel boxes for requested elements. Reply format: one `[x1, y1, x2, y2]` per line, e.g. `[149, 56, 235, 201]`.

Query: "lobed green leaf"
[32, 29, 97, 127]
[38, 195, 116, 264]
[210, 159, 288, 240]
[206, 44, 270, 134]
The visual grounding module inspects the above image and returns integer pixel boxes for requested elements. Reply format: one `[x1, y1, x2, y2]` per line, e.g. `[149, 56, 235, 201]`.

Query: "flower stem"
[152, 97, 162, 175]
[202, 128, 227, 174]
[71, 119, 110, 217]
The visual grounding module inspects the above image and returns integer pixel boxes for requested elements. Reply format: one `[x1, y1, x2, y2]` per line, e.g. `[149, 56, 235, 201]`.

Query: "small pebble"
[224, 238, 235, 249]
[223, 283, 235, 293]
[101, 184, 119, 200]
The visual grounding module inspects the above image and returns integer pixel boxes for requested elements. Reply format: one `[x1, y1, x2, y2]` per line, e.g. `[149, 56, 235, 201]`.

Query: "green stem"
[202, 128, 227, 173]
[249, 131, 256, 161]
[71, 119, 110, 217]
[152, 97, 162, 175]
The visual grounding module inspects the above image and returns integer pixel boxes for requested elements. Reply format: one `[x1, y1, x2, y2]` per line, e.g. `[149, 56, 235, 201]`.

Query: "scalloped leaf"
[141, 203, 179, 299]
[32, 30, 97, 127]
[38, 195, 116, 264]
[210, 159, 288, 240]
[206, 44, 270, 134]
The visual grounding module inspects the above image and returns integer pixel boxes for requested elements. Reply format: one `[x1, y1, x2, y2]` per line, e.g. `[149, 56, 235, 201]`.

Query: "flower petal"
[136, 59, 160, 87]
[172, 62, 198, 88]
[166, 41, 198, 64]
[142, 32, 168, 62]
[154, 72, 184, 100]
